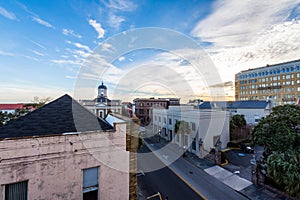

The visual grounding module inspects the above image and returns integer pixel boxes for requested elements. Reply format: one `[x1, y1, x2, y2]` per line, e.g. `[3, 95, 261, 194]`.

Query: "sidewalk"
[145, 136, 288, 200]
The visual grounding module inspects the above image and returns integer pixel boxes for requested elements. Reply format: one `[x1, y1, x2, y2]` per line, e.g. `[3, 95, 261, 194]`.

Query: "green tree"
[0, 97, 52, 126]
[174, 120, 191, 147]
[230, 114, 246, 131]
[251, 104, 300, 198]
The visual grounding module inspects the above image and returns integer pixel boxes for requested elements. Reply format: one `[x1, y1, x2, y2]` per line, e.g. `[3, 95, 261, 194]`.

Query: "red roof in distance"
[0, 104, 30, 110]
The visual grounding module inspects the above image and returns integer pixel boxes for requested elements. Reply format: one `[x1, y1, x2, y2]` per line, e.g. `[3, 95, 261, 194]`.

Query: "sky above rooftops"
[0, 0, 300, 103]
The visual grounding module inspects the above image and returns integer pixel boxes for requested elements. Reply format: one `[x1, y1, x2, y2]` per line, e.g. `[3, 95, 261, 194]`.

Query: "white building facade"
[199, 100, 273, 125]
[80, 82, 122, 118]
[152, 106, 230, 157]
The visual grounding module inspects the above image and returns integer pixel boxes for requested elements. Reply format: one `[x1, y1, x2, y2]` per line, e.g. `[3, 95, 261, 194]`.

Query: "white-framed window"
[83, 167, 99, 200]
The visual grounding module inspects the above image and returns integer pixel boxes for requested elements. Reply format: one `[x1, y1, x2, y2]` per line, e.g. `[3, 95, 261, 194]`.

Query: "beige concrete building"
[235, 59, 300, 106]
[0, 94, 136, 200]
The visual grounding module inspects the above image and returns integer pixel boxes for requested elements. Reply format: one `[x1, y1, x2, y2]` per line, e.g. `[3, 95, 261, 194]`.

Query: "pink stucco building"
[0, 94, 136, 200]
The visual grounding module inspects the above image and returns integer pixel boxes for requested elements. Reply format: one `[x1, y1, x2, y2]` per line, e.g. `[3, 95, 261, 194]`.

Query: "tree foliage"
[0, 97, 52, 126]
[251, 104, 300, 198]
[230, 114, 246, 131]
[174, 120, 191, 135]
[174, 120, 191, 147]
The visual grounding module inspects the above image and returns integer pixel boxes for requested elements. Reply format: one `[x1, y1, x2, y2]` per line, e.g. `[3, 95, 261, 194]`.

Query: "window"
[83, 167, 99, 200]
[168, 118, 172, 125]
[254, 115, 259, 123]
[5, 181, 28, 200]
[191, 122, 196, 131]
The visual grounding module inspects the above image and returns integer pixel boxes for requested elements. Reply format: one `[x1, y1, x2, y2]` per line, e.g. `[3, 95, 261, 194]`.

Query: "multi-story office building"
[235, 59, 300, 106]
[133, 98, 180, 126]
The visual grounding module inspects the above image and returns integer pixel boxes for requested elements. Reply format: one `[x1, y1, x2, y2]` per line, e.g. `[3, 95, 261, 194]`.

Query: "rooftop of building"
[0, 94, 113, 139]
[198, 100, 269, 109]
[0, 103, 29, 111]
[133, 97, 180, 101]
[237, 59, 300, 74]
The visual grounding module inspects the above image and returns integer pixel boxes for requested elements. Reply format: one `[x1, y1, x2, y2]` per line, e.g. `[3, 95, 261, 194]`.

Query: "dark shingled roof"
[0, 94, 113, 139]
[199, 100, 268, 109]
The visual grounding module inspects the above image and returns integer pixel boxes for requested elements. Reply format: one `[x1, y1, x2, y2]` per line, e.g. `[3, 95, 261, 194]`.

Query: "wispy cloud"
[191, 0, 300, 93]
[65, 75, 76, 79]
[51, 59, 82, 65]
[191, 0, 299, 47]
[108, 12, 125, 29]
[0, 50, 16, 56]
[17, 2, 54, 28]
[102, 0, 137, 11]
[118, 56, 125, 61]
[66, 40, 92, 53]
[27, 39, 47, 50]
[32, 16, 54, 28]
[30, 50, 45, 56]
[88, 19, 105, 38]
[62, 28, 82, 38]
[0, 6, 17, 20]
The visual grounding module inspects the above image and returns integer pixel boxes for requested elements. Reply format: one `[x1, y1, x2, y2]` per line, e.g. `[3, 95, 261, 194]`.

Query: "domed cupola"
[98, 81, 107, 97]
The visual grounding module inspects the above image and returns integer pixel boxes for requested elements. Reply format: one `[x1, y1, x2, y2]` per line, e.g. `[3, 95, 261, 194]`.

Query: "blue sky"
[1, 0, 300, 102]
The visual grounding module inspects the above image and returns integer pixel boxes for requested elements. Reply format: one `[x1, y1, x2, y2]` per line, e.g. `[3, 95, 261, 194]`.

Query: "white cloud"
[118, 56, 125, 61]
[65, 75, 76, 79]
[73, 42, 92, 53]
[0, 6, 17, 20]
[51, 59, 82, 65]
[32, 16, 54, 28]
[102, 0, 137, 11]
[191, 0, 300, 98]
[108, 12, 125, 29]
[0, 50, 16, 56]
[31, 50, 45, 56]
[88, 19, 105, 38]
[62, 28, 82, 38]
[27, 39, 47, 50]
[191, 0, 299, 47]
[100, 42, 115, 52]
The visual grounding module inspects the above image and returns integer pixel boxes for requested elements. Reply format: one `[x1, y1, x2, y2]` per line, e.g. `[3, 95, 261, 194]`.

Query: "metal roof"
[199, 100, 268, 109]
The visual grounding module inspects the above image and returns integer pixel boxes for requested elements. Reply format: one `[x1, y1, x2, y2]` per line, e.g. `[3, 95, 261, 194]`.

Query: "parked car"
[240, 144, 254, 153]
[227, 142, 254, 153]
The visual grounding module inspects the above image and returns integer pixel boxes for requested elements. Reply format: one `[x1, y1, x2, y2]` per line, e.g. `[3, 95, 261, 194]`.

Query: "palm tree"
[174, 120, 191, 147]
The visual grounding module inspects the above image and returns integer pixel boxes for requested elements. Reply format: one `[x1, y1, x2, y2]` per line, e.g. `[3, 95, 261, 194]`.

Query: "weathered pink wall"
[0, 124, 129, 200]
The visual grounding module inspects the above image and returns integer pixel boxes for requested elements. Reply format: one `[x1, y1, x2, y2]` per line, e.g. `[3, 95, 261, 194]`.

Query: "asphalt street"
[138, 145, 204, 200]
